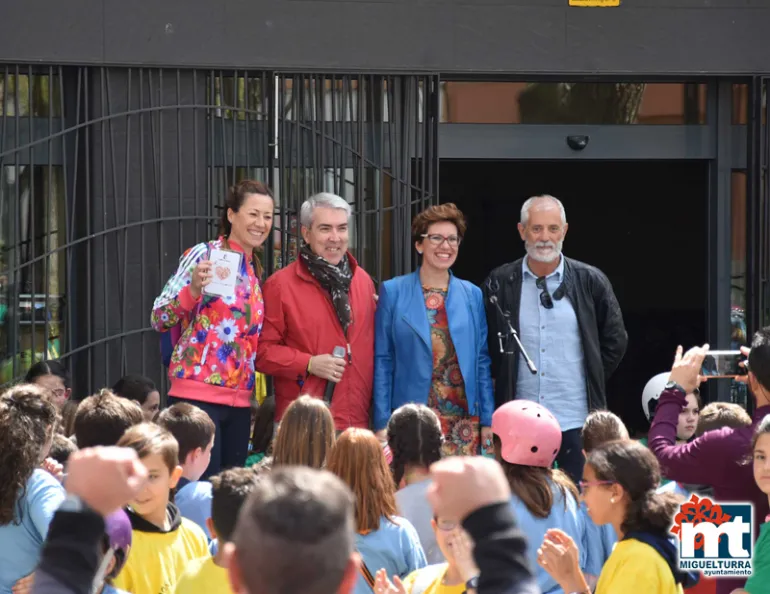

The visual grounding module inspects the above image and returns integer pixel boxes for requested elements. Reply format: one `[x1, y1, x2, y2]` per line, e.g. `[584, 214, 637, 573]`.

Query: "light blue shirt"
[354, 515, 427, 594]
[510, 481, 587, 594]
[175, 480, 212, 540]
[0, 470, 66, 593]
[517, 256, 588, 431]
[395, 480, 442, 565]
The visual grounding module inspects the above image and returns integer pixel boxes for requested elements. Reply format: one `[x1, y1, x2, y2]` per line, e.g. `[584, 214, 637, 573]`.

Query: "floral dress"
[424, 286, 482, 456]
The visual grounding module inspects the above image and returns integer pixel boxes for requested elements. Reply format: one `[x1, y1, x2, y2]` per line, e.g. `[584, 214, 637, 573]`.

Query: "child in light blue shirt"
[354, 515, 427, 594]
[578, 410, 630, 586]
[157, 402, 217, 540]
[387, 404, 445, 565]
[175, 480, 214, 540]
[492, 401, 588, 594]
[0, 386, 64, 594]
[326, 427, 427, 594]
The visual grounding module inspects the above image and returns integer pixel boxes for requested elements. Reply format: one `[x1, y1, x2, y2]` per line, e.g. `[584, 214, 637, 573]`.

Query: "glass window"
[731, 172, 747, 312]
[277, 77, 364, 122]
[732, 83, 767, 125]
[440, 82, 707, 124]
[209, 74, 268, 120]
[0, 72, 62, 117]
[731, 171, 748, 408]
[0, 166, 66, 385]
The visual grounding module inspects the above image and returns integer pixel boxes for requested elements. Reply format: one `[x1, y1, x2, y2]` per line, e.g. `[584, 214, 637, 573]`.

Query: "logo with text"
[670, 494, 753, 577]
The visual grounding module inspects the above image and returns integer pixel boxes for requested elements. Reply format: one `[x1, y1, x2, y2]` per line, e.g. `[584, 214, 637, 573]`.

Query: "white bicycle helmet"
[641, 372, 670, 421]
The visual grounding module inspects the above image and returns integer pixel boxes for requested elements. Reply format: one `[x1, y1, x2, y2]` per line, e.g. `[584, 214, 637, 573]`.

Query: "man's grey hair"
[520, 194, 567, 226]
[233, 466, 356, 594]
[300, 193, 352, 228]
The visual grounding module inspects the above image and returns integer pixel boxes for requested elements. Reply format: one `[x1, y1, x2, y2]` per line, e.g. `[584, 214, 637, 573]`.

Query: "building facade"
[0, 0, 768, 428]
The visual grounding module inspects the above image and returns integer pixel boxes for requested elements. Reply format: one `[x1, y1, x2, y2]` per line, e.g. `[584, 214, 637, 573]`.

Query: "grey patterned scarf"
[300, 243, 353, 335]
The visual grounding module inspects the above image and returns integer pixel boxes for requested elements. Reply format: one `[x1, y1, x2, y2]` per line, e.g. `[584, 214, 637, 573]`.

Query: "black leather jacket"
[482, 256, 628, 411]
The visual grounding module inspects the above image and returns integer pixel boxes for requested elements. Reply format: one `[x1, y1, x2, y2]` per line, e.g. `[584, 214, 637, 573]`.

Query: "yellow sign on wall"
[569, 0, 620, 6]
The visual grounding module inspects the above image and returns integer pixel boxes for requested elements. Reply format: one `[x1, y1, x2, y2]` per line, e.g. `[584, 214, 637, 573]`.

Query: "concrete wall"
[1, 0, 769, 74]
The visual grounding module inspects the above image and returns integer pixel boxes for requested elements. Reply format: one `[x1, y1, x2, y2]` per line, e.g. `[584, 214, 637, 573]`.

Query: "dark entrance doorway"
[441, 160, 708, 434]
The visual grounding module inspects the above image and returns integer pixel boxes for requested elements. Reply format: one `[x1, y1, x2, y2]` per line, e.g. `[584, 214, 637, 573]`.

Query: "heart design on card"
[215, 266, 231, 281]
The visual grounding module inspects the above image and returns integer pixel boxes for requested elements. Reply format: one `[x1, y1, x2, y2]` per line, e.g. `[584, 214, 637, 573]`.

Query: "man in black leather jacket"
[483, 195, 627, 483]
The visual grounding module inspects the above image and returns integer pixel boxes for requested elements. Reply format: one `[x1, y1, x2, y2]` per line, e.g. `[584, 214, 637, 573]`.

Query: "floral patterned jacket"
[150, 237, 264, 408]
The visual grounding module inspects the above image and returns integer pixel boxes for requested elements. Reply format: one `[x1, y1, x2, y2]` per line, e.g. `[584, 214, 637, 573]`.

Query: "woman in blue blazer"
[374, 203, 495, 456]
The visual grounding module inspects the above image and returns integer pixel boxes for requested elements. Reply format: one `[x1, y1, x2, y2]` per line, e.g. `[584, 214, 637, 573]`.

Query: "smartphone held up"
[700, 350, 747, 379]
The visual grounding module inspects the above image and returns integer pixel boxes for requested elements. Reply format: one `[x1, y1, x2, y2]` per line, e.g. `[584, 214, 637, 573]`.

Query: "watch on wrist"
[665, 381, 685, 395]
[465, 575, 479, 590]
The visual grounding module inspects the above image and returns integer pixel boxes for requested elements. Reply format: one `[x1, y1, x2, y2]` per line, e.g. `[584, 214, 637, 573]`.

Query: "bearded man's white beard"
[526, 240, 563, 263]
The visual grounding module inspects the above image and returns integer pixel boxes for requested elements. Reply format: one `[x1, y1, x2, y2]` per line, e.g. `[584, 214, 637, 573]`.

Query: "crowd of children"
[3, 329, 770, 594]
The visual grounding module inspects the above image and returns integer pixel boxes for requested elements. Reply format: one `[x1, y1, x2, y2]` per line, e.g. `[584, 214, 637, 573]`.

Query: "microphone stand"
[489, 295, 538, 375]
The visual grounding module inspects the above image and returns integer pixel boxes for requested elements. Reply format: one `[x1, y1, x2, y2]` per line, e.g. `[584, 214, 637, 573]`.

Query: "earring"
[417, 251, 423, 255]
[610, 497, 616, 504]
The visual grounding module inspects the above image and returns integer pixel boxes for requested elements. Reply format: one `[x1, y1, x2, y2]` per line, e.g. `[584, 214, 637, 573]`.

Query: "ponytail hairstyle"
[0, 384, 58, 526]
[24, 359, 71, 390]
[386, 404, 443, 488]
[219, 179, 274, 279]
[587, 440, 680, 536]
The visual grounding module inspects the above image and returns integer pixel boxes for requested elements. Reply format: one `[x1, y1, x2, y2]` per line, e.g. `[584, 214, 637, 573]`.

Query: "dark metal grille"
[746, 77, 769, 340]
[0, 67, 439, 395]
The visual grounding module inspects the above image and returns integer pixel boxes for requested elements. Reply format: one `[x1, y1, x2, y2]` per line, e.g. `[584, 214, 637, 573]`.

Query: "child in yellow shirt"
[175, 467, 264, 594]
[537, 440, 700, 594]
[113, 423, 209, 594]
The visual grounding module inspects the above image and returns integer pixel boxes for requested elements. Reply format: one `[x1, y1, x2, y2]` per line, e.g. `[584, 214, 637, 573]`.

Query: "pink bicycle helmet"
[491, 401, 562, 468]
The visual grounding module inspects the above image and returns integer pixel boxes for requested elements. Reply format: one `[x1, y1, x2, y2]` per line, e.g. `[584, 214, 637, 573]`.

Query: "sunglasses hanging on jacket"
[535, 276, 567, 309]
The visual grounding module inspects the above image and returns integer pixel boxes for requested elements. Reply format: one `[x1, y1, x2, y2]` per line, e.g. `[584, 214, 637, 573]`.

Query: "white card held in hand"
[204, 248, 242, 298]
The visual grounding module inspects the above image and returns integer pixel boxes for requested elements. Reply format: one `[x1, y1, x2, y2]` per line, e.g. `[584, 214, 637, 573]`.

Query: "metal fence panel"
[0, 67, 439, 396]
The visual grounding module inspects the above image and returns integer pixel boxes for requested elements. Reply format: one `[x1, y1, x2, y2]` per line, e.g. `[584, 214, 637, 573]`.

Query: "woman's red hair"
[326, 428, 398, 533]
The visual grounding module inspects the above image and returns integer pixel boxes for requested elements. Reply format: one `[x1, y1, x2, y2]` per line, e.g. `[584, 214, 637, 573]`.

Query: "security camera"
[566, 135, 589, 151]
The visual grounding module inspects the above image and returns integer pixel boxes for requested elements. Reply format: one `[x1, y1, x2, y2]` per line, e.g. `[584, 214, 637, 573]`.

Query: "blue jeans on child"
[167, 397, 251, 478]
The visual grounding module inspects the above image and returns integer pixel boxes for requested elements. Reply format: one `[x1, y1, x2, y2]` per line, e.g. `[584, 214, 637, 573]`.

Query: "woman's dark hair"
[250, 397, 275, 456]
[0, 384, 58, 525]
[219, 179, 274, 279]
[493, 435, 578, 519]
[112, 374, 157, 405]
[24, 359, 70, 389]
[386, 404, 443, 488]
[587, 440, 680, 536]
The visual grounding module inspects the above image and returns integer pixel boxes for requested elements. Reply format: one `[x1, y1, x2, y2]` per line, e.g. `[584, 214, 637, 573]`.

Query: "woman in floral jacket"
[151, 179, 273, 476]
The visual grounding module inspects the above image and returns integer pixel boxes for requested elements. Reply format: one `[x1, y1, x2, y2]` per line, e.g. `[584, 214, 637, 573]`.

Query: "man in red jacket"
[256, 193, 376, 431]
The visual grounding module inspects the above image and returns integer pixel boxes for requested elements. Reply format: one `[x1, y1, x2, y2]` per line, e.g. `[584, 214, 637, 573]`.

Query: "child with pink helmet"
[491, 400, 588, 594]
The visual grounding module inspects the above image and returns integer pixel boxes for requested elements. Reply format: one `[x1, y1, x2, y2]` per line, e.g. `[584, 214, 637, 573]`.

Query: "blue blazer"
[373, 270, 495, 431]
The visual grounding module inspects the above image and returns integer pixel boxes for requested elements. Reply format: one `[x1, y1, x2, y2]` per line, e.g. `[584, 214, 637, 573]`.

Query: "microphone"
[323, 345, 347, 406]
[488, 295, 538, 375]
